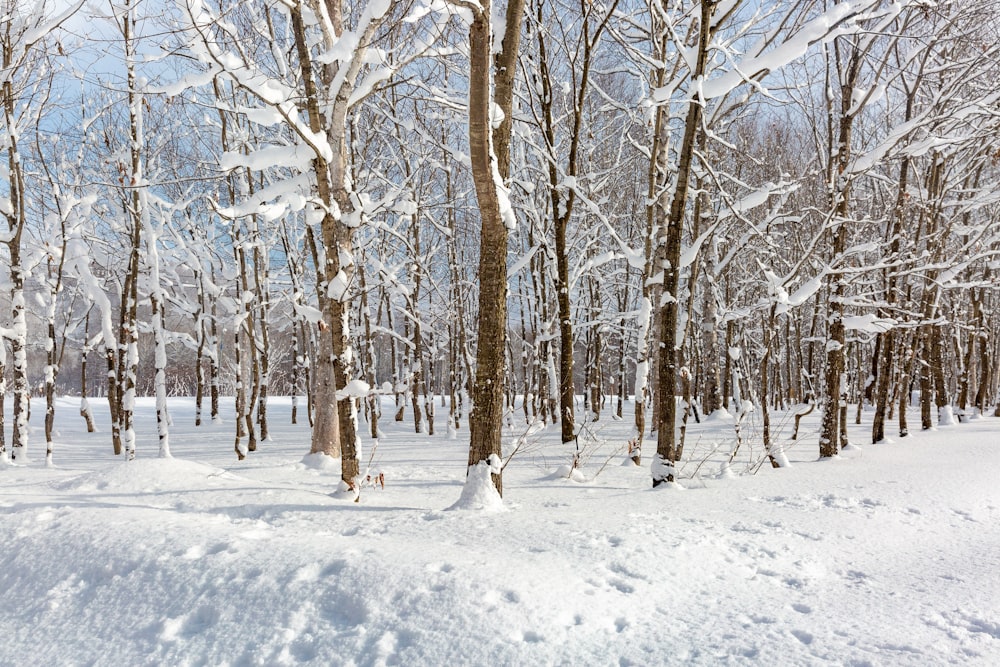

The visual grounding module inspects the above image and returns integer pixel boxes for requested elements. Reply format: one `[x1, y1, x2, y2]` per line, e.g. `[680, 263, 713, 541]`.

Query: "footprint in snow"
[321, 560, 347, 577]
[189, 605, 220, 631]
[609, 578, 635, 594]
[792, 530, 823, 542]
[607, 561, 647, 582]
[730, 522, 766, 535]
[373, 630, 400, 663]
[290, 636, 318, 662]
[790, 629, 814, 645]
[207, 542, 230, 555]
[843, 570, 870, 586]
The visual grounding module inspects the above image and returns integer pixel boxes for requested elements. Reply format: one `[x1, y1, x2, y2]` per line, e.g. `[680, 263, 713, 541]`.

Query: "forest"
[2, 0, 999, 495]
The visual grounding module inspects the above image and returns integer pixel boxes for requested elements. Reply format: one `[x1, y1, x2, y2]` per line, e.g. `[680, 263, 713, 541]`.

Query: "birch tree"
[650, 0, 716, 486]
[639, 0, 895, 481]
[527, 0, 620, 445]
[179, 0, 448, 490]
[1, 0, 83, 463]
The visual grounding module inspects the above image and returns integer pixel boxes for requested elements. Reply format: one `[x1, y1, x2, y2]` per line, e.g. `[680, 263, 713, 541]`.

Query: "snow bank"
[53, 458, 242, 494]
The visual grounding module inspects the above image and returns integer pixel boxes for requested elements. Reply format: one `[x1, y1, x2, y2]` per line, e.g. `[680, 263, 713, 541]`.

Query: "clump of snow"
[449, 457, 505, 511]
[705, 408, 734, 422]
[327, 270, 350, 301]
[337, 379, 371, 400]
[769, 447, 791, 469]
[292, 300, 323, 324]
[551, 464, 588, 483]
[777, 275, 824, 315]
[300, 452, 341, 471]
[843, 314, 896, 334]
[939, 405, 956, 427]
[651, 454, 684, 489]
[331, 479, 360, 502]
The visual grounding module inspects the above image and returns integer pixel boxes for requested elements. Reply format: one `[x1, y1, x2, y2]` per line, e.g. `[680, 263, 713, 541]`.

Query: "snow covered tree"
[1, 0, 83, 463]
[636, 0, 897, 478]
[178, 0, 454, 490]
[525, 0, 621, 445]
[455, 0, 525, 496]
[649, 0, 716, 486]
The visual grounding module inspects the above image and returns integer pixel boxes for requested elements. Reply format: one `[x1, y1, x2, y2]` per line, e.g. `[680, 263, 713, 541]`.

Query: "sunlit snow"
[2, 397, 999, 665]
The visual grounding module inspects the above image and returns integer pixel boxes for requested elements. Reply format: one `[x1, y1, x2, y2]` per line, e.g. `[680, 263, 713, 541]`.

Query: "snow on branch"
[697, 0, 903, 101]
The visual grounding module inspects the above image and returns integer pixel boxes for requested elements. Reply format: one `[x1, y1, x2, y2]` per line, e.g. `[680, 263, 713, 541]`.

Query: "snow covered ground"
[2, 396, 1000, 666]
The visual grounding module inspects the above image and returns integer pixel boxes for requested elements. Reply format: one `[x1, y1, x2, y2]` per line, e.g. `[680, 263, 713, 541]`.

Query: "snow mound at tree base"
[705, 408, 735, 422]
[299, 452, 342, 471]
[448, 459, 505, 511]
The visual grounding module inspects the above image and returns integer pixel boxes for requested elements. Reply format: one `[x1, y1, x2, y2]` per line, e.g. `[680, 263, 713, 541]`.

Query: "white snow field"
[2, 396, 999, 666]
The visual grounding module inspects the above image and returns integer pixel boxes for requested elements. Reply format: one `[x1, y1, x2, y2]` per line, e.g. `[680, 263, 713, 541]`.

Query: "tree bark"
[819, 39, 862, 459]
[652, 0, 715, 486]
[291, 0, 365, 486]
[467, 0, 507, 494]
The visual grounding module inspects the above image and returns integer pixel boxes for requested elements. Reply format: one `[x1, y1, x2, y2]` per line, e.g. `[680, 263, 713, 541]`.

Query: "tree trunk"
[899, 331, 918, 437]
[116, 0, 142, 462]
[466, 0, 522, 495]
[819, 41, 862, 459]
[0, 351, 6, 462]
[700, 254, 721, 416]
[195, 280, 206, 427]
[873, 152, 912, 442]
[209, 274, 221, 423]
[973, 284, 991, 416]
[3, 51, 29, 462]
[652, 0, 715, 486]
[761, 306, 782, 467]
[929, 324, 949, 423]
[253, 240, 271, 442]
[290, 0, 363, 486]
[79, 313, 96, 433]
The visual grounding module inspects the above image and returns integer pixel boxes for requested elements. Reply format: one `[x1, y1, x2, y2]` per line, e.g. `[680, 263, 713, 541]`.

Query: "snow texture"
[2, 396, 1000, 666]
[843, 313, 896, 334]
